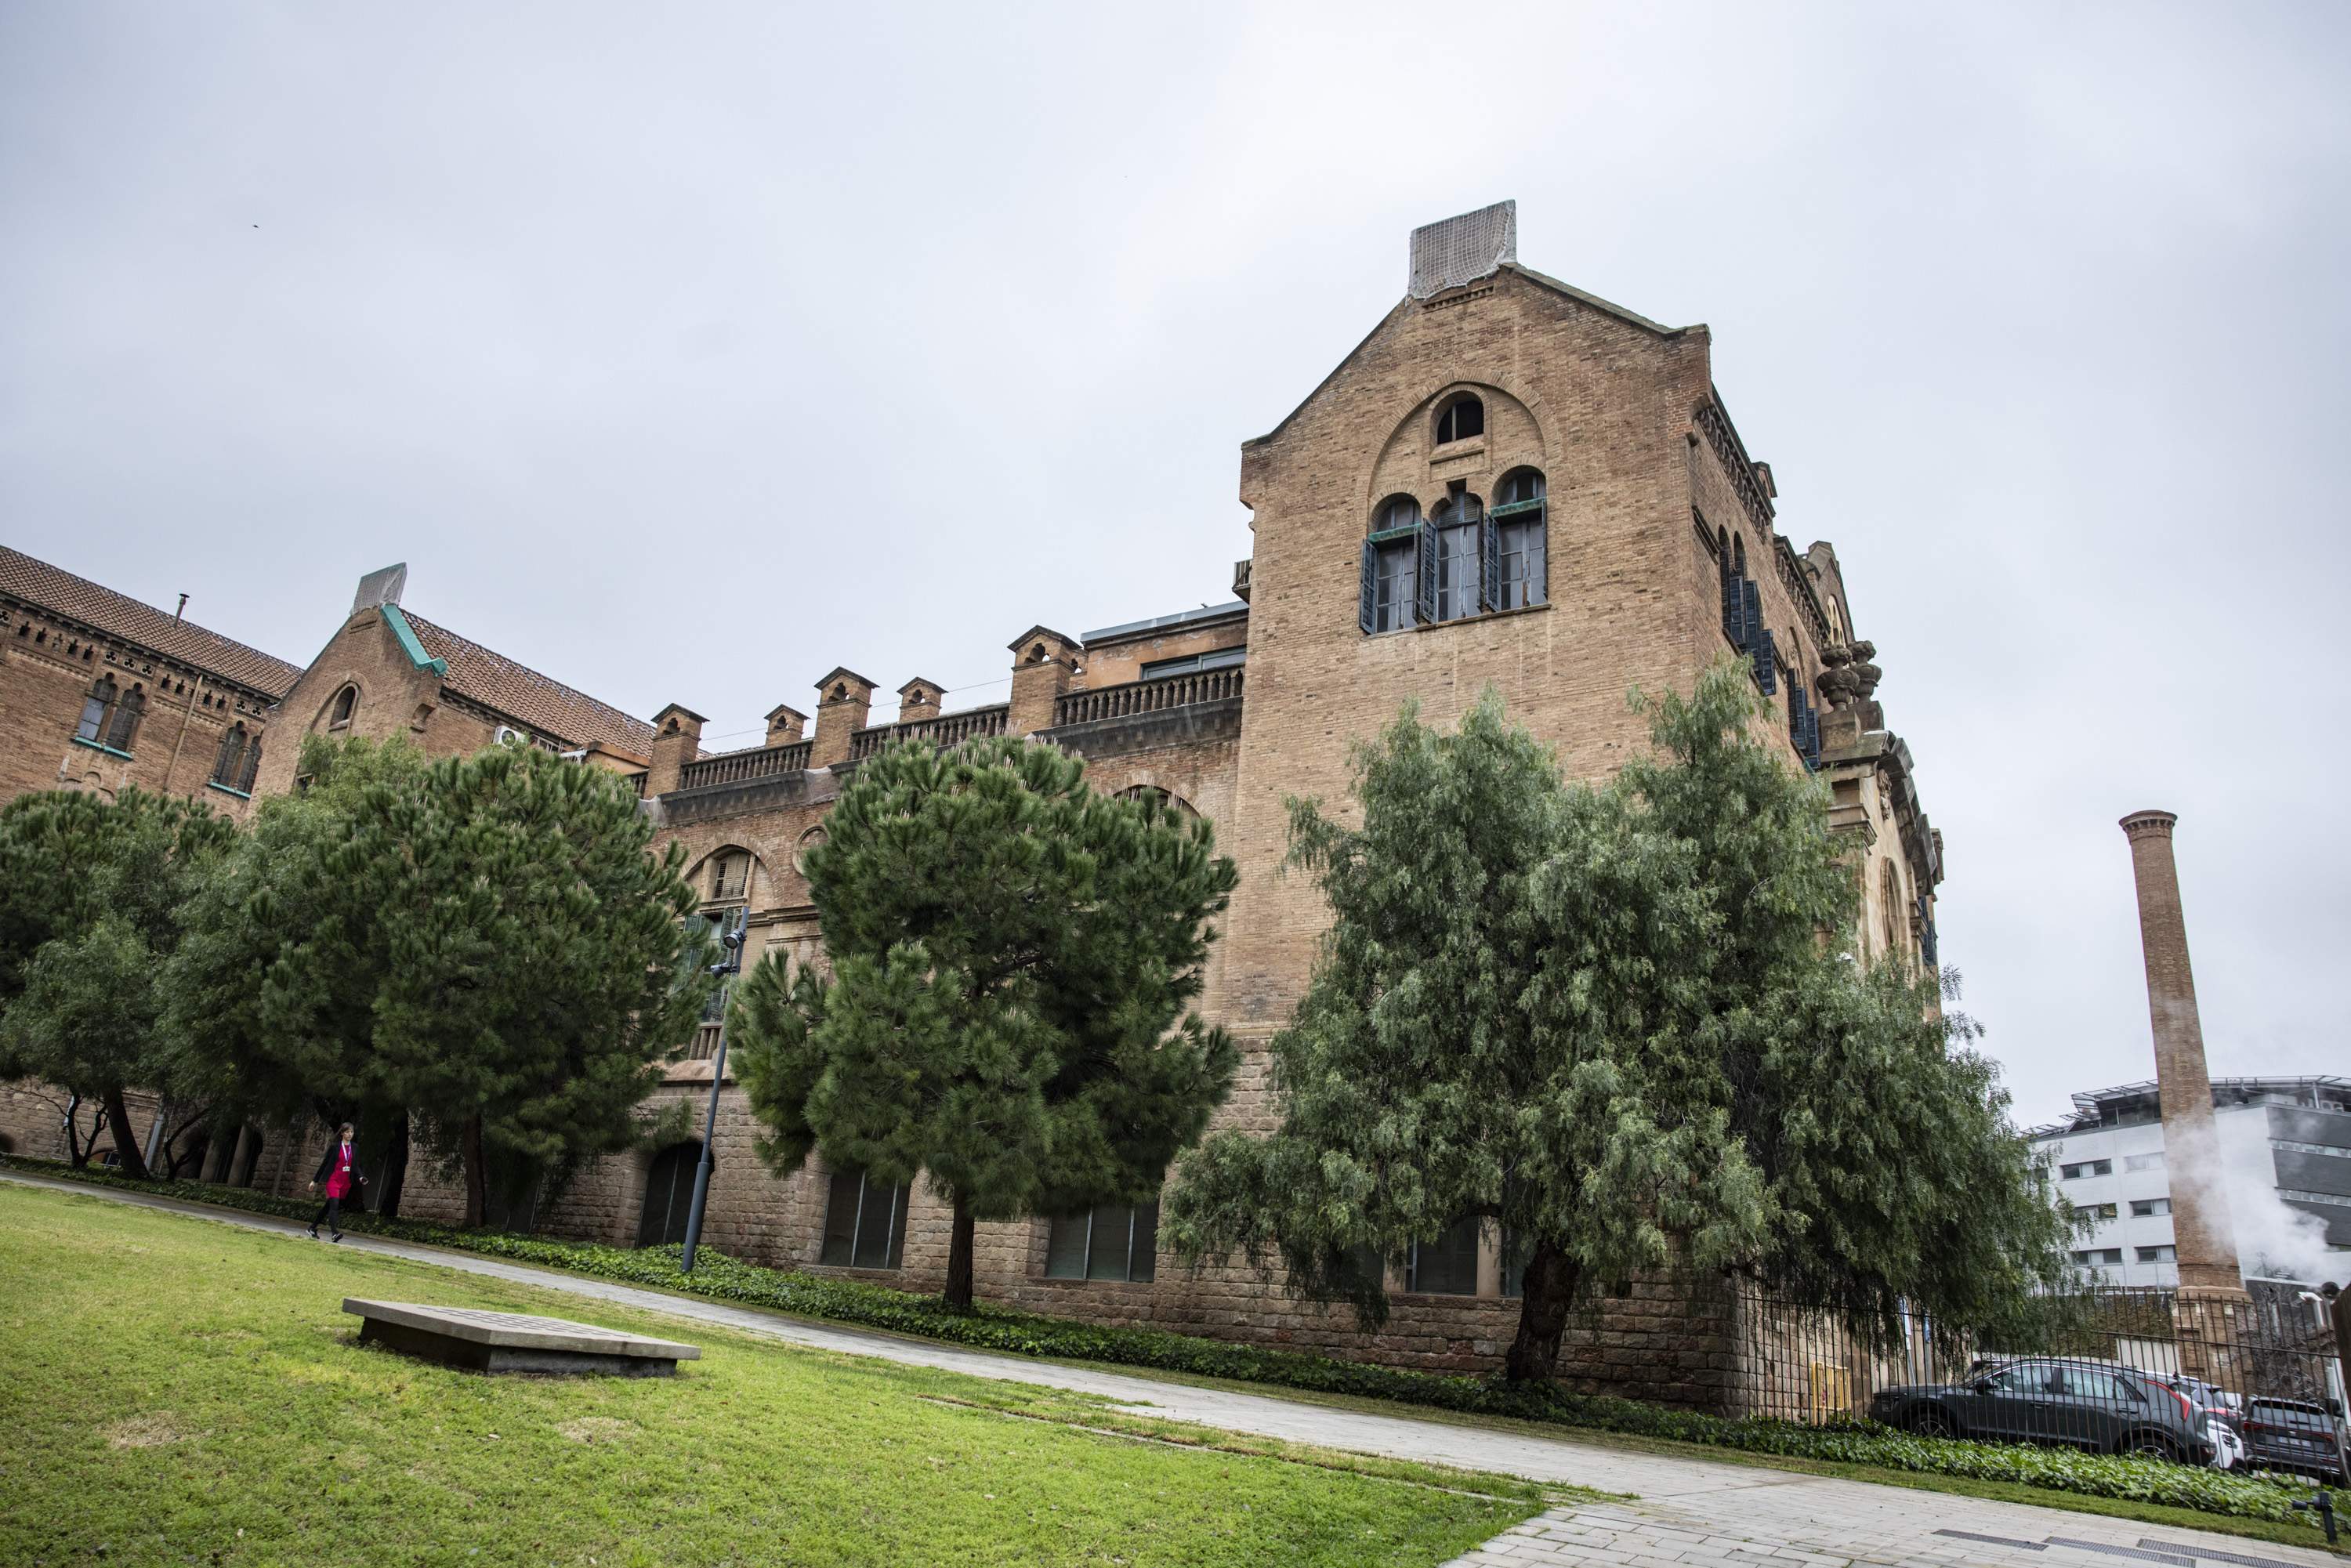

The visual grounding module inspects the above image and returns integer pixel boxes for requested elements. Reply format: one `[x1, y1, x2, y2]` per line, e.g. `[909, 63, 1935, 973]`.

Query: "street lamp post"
[679, 918, 745, 1275]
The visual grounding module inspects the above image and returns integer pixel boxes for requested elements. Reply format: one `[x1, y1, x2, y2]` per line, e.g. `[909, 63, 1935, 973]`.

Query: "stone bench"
[342, 1298, 701, 1377]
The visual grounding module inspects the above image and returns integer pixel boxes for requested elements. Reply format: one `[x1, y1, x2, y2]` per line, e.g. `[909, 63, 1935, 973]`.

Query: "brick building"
[0, 204, 1943, 1404]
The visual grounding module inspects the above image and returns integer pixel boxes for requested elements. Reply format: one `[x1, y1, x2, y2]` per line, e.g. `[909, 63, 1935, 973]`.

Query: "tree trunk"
[944, 1197, 976, 1313]
[460, 1113, 487, 1229]
[102, 1086, 150, 1181]
[63, 1094, 92, 1168]
[376, 1110, 411, 1219]
[1503, 1237, 1583, 1384]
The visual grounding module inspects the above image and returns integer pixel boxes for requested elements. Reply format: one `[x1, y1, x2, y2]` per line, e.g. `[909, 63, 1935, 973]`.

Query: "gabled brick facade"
[0, 205, 1943, 1408]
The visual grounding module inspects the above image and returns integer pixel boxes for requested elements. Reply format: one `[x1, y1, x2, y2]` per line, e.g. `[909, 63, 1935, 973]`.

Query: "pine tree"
[0, 788, 238, 1176]
[732, 736, 1238, 1310]
[1163, 663, 2070, 1382]
[168, 734, 712, 1225]
[166, 733, 432, 1206]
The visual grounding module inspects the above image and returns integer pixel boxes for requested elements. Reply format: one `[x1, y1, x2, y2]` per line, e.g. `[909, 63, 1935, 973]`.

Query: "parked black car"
[1870, 1357, 2216, 1462]
[2236, 1397, 2347, 1485]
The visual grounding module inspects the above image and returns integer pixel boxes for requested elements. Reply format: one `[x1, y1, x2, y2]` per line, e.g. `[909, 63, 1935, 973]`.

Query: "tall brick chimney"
[647, 704, 705, 797]
[896, 677, 944, 724]
[1005, 627, 1081, 737]
[809, 668, 875, 768]
[764, 703, 808, 746]
[2120, 809, 2245, 1297]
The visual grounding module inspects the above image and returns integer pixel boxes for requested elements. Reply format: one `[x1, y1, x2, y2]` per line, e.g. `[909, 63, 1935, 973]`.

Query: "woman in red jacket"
[307, 1123, 365, 1242]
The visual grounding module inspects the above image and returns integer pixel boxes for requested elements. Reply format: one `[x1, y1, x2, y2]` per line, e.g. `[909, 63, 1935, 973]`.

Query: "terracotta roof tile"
[400, 611, 654, 760]
[0, 545, 301, 697]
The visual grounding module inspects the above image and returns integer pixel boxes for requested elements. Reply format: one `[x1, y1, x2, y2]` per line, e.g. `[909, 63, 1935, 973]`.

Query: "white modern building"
[2028, 1077, 2351, 1287]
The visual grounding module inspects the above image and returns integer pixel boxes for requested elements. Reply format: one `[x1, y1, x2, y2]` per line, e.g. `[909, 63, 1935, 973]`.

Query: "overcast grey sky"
[4, 2, 2344, 1126]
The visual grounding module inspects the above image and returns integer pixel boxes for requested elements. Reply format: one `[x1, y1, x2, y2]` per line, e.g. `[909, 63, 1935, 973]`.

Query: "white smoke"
[2178, 1110, 2346, 1284]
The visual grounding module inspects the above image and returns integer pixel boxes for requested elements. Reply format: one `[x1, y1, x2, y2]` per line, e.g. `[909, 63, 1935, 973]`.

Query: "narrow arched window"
[328, 686, 357, 728]
[75, 676, 118, 743]
[1360, 495, 1423, 634]
[104, 685, 146, 752]
[211, 722, 248, 787]
[1430, 491, 1483, 621]
[1435, 394, 1483, 444]
[1492, 469, 1547, 610]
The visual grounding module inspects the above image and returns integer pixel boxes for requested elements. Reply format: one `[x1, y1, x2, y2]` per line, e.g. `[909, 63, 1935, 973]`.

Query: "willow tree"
[1165, 664, 2070, 1382]
[731, 736, 1237, 1310]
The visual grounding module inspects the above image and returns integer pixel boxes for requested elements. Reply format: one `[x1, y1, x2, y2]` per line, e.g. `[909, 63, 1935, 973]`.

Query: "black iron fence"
[1726, 1276, 2346, 1476]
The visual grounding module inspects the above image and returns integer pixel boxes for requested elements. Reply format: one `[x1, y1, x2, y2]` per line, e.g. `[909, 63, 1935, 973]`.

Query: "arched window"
[211, 723, 249, 788]
[105, 685, 146, 752]
[1879, 861, 1904, 959]
[709, 849, 751, 902]
[1117, 784, 1198, 818]
[636, 1141, 705, 1248]
[1721, 534, 1750, 646]
[75, 676, 118, 744]
[1361, 495, 1422, 634]
[1492, 469, 1547, 610]
[1429, 491, 1484, 621]
[1435, 394, 1484, 444]
[330, 686, 357, 727]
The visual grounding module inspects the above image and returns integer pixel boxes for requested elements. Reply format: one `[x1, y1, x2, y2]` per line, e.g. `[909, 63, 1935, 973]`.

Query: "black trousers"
[311, 1193, 347, 1231]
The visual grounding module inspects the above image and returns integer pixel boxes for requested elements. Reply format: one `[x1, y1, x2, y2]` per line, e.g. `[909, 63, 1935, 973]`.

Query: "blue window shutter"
[1754, 627, 1777, 694]
[1415, 520, 1437, 626]
[1738, 579, 1761, 654]
[1719, 559, 1740, 641]
[1788, 686, 1803, 751]
[1480, 516, 1500, 611]
[1359, 538, 1377, 634]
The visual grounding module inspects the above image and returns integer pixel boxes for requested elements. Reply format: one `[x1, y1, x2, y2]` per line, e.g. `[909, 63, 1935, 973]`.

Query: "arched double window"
[76, 677, 146, 753]
[210, 722, 261, 792]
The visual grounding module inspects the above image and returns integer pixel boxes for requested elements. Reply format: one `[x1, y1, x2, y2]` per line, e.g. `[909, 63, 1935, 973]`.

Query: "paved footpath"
[5, 1170, 2340, 1568]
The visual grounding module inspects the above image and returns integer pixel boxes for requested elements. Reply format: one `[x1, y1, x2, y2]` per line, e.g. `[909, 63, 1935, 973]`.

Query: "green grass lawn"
[0, 1185, 1553, 1568]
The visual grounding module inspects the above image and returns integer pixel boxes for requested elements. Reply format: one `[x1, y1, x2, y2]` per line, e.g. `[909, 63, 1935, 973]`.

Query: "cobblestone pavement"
[7, 1171, 2341, 1568]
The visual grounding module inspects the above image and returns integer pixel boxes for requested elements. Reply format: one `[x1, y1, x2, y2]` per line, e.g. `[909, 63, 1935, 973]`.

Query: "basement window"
[820, 1169, 908, 1269]
[1405, 1215, 1480, 1295]
[1045, 1201, 1158, 1284]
